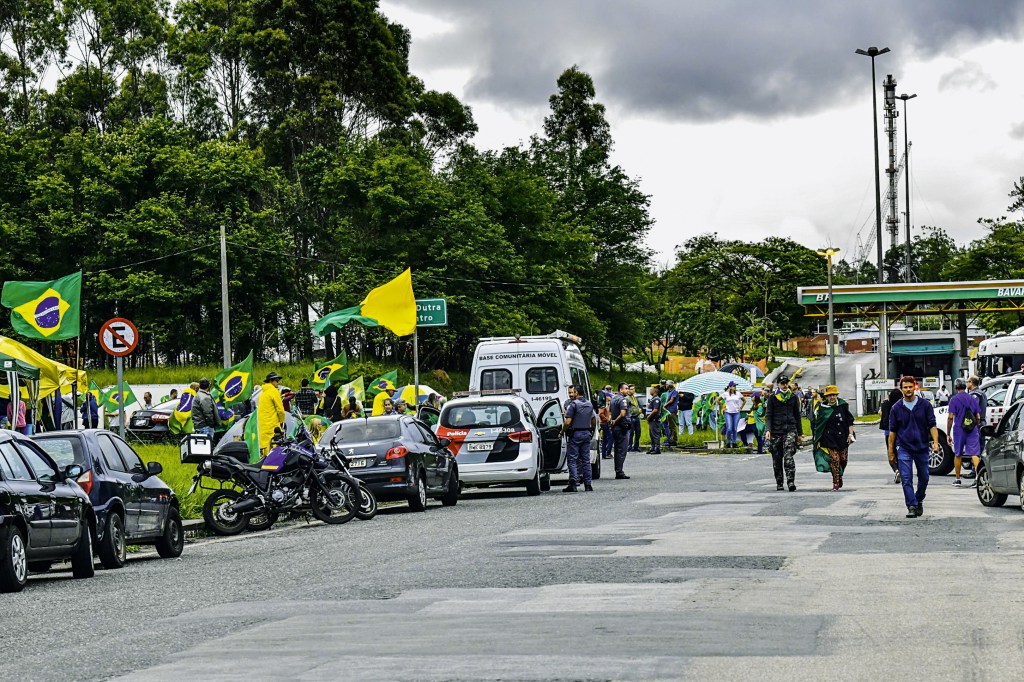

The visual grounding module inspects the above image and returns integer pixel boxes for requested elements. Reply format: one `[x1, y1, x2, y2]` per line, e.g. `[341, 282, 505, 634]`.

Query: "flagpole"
[220, 223, 232, 368]
[413, 329, 419, 409]
[73, 336, 81, 430]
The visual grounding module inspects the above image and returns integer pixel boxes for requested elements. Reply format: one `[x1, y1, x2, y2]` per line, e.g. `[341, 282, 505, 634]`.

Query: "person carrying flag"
[371, 379, 397, 416]
[256, 372, 286, 455]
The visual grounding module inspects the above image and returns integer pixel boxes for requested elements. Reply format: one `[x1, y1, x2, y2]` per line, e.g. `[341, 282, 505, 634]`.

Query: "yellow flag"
[360, 268, 416, 337]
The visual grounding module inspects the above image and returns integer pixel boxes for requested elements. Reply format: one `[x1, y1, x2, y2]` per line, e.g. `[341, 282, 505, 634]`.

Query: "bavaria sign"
[416, 298, 448, 327]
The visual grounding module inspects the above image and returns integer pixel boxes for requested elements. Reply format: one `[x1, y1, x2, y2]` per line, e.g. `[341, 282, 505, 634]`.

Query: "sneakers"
[788, 483, 796, 492]
[562, 483, 578, 493]
[952, 479, 962, 487]
[832, 485, 840, 492]
[966, 479, 978, 488]
[915, 503, 924, 517]
[906, 506, 917, 518]
[894, 472, 901, 484]
[584, 484, 594, 492]
[615, 472, 630, 480]
[776, 484, 784, 491]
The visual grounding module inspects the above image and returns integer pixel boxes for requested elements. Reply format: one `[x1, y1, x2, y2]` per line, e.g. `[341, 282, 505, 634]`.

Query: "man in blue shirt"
[888, 376, 940, 518]
[663, 380, 679, 448]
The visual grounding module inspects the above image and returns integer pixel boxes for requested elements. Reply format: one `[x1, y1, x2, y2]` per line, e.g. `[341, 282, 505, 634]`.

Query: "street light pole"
[897, 93, 917, 283]
[856, 45, 890, 379]
[816, 248, 841, 386]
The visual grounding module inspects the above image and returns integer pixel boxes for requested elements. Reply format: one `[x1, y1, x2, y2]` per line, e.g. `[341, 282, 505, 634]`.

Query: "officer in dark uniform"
[562, 385, 596, 492]
[610, 382, 632, 479]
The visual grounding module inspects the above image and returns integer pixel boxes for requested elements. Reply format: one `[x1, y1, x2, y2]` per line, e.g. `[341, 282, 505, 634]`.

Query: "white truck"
[931, 373, 1024, 475]
[468, 330, 602, 479]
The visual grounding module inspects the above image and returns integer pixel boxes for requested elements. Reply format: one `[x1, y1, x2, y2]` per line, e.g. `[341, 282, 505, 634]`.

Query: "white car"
[435, 393, 570, 495]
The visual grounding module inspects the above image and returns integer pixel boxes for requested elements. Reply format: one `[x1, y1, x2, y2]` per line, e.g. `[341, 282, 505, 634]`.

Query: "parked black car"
[316, 415, 459, 511]
[34, 430, 183, 569]
[0, 431, 96, 592]
[120, 399, 177, 439]
[975, 401, 1024, 510]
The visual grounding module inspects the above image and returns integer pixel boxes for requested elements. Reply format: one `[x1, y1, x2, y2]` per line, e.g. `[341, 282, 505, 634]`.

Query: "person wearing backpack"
[946, 378, 982, 488]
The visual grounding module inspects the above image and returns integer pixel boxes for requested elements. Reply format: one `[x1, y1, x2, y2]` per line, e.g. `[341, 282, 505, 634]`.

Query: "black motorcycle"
[323, 435, 379, 521]
[191, 419, 360, 535]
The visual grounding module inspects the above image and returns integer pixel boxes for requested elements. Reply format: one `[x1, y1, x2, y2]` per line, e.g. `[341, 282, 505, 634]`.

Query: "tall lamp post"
[897, 93, 917, 283]
[855, 45, 890, 378]
[816, 248, 841, 386]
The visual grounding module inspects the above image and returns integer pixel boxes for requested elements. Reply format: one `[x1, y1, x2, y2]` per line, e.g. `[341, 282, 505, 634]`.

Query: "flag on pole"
[1, 271, 82, 340]
[337, 376, 365, 403]
[243, 412, 261, 463]
[366, 370, 398, 398]
[312, 268, 417, 337]
[168, 387, 197, 435]
[309, 351, 349, 389]
[213, 350, 254, 407]
[103, 384, 139, 412]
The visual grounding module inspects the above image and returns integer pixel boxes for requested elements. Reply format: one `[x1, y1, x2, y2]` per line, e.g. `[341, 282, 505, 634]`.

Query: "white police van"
[468, 330, 602, 479]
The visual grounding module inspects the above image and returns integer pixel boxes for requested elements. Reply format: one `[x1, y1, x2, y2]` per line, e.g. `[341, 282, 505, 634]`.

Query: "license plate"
[132, 419, 147, 427]
[467, 442, 492, 452]
[348, 458, 368, 469]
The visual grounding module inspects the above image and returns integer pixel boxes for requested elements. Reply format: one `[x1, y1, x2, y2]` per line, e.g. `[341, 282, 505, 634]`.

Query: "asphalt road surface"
[7, 429, 1024, 681]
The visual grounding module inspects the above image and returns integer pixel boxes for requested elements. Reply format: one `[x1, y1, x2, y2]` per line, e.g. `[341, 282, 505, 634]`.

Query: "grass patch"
[134, 443, 214, 520]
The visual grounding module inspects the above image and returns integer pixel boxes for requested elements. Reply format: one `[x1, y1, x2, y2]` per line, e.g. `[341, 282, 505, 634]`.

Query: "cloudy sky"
[378, 0, 1024, 267]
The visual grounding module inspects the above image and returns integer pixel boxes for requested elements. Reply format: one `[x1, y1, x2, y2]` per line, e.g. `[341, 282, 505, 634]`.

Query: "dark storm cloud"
[389, 0, 1024, 121]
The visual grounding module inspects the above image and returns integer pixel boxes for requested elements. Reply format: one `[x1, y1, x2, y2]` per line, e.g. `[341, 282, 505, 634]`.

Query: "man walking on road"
[888, 376, 940, 518]
[610, 382, 631, 479]
[968, 375, 988, 455]
[765, 374, 802, 491]
[947, 378, 982, 488]
[562, 385, 596, 493]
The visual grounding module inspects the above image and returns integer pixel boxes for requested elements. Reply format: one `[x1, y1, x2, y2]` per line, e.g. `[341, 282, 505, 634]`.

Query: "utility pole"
[220, 223, 232, 367]
[816, 248, 841, 386]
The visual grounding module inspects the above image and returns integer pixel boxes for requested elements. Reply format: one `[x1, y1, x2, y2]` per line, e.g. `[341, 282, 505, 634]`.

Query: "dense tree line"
[1, 0, 1019, 372]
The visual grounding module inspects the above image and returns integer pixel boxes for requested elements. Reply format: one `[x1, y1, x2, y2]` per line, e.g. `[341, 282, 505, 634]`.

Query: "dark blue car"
[34, 430, 183, 569]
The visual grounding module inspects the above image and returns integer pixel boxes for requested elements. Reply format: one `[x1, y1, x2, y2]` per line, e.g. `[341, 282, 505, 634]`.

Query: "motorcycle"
[322, 435, 379, 521]
[190, 415, 361, 535]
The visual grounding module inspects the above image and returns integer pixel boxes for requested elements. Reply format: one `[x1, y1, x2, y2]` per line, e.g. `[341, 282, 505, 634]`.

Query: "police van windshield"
[441, 404, 519, 429]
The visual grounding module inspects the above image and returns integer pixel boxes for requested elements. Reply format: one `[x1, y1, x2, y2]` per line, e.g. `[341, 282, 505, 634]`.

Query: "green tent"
[0, 352, 41, 432]
[0, 352, 41, 380]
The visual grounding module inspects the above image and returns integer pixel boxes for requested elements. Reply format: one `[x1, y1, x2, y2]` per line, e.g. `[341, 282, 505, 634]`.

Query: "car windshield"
[440, 403, 519, 428]
[326, 419, 402, 444]
[33, 436, 84, 468]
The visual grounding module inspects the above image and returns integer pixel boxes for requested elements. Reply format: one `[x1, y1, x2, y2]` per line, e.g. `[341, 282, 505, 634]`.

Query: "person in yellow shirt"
[257, 372, 286, 455]
[371, 379, 397, 416]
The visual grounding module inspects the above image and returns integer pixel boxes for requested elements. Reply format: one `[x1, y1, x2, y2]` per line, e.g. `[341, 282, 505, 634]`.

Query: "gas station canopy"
[797, 280, 1024, 319]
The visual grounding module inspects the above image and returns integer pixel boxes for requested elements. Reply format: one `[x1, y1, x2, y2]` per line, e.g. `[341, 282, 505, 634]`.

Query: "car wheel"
[70, 521, 95, 579]
[98, 511, 127, 570]
[539, 473, 551, 492]
[0, 525, 28, 593]
[407, 470, 427, 512]
[441, 467, 459, 507]
[928, 435, 954, 476]
[976, 466, 1007, 507]
[591, 452, 602, 480]
[526, 461, 542, 496]
[1019, 468, 1024, 512]
[155, 508, 185, 558]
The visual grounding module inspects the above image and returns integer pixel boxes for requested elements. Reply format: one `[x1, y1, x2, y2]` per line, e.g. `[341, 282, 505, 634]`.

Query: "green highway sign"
[416, 298, 448, 327]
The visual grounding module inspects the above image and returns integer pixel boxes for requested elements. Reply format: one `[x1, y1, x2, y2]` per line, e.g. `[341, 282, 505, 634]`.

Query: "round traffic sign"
[99, 318, 139, 357]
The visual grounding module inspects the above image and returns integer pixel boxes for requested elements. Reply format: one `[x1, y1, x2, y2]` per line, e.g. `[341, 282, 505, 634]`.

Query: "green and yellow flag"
[103, 384, 139, 412]
[242, 412, 261, 463]
[168, 387, 196, 435]
[312, 268, 417, 338]
[213, 350, 254, 407]
[309, 351, 349, 390]
[337, 376, 365, 403]
[1, 272, 82, 340]
[366, 370, 398, 398]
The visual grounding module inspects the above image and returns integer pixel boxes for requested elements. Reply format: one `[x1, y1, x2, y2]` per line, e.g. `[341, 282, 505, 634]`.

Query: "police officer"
[610, 382, 631, 479]
[562, 385, 596, 492]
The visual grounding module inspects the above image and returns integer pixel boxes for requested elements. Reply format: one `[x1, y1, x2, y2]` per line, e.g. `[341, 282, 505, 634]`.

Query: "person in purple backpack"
[946, 378, 982, 488]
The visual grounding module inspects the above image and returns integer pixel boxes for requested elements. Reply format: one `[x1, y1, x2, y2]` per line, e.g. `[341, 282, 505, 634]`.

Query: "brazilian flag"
[216, 402, 236, 431]
[242, 412, 261, 463]
[103, 384, 139, 412]
[1, 271, 82, 340]
[168, 388, 196, 435]
[309, 351, 349, 390]
[213, 350, 254, 407]
[366, 370, 398, 398]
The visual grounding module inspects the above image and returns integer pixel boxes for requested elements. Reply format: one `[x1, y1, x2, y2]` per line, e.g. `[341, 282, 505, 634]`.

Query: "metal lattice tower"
[883, 75, 899, 252]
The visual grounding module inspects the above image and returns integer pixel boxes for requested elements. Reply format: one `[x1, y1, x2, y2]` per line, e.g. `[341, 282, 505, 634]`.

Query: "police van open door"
[537, 400, 565, 472]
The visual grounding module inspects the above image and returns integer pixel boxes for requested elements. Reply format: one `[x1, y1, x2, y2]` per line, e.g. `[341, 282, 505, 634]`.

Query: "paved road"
[7, 430, 1024, 681]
